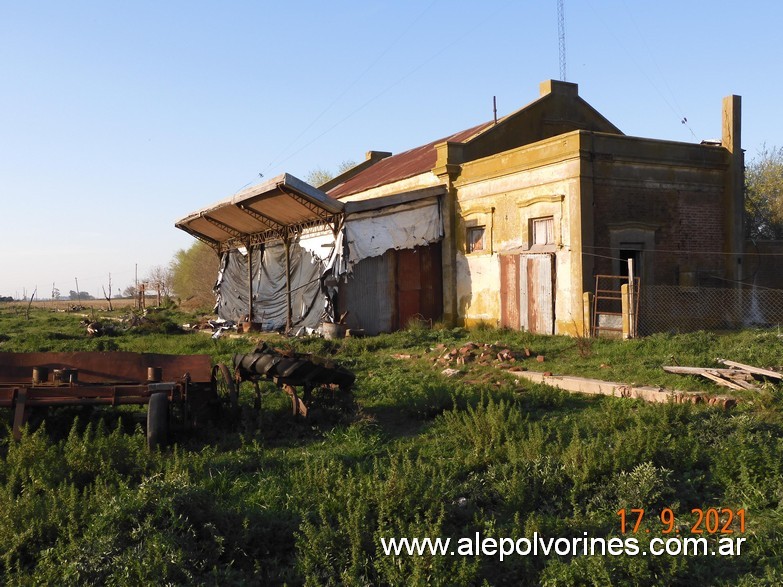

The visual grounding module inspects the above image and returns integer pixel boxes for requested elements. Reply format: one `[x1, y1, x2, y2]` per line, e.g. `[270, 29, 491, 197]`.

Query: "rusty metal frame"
[0, 352, 216, 441]
[220, 214, 343, 252]
[0, 382, 188, 440]
[592, 274, 641, 337]
[176, 222, 222, 251]
[236, 203, 287, 236]
[277, 184, 343, 235]
[201, 213, 246, 241]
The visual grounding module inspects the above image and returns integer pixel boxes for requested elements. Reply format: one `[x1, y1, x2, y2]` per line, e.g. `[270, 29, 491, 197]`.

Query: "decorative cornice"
[517, 194, 565, 208]
[606, 221, 660, 232]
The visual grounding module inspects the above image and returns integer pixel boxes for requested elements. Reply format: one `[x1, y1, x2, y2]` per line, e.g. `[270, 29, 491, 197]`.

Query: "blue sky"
[1, 1, 780, 299]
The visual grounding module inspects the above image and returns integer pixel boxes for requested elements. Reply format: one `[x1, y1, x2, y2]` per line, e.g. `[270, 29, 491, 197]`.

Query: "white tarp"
[344, 200, 442, 268]
[213, 197, 442, 331]
[298, 226, 342, 264]
[214, 229, 343, 330]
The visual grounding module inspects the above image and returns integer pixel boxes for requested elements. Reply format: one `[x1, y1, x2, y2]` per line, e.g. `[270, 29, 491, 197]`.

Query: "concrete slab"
[510, 370, 736, 407]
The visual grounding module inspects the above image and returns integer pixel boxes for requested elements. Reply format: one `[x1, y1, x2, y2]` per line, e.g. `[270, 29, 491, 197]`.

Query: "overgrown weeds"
[0, 307, 781, 583]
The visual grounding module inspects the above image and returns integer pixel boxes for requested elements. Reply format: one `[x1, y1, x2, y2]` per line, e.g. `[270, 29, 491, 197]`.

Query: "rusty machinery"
[230, 343, 355, 418]
[0, 351, 221, 449]
[0, 347, 355, 448]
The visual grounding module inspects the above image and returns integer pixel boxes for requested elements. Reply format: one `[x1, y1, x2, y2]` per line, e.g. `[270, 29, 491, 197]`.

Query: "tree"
[305, 160, 357, 187]
[146, 265, 173, 306]
[745, 145, 783, 239]
[68, 290, 95, 301]
[100, 273, 113, 311]
[170, 241, 220, 309]
[305, 167, 334, 188]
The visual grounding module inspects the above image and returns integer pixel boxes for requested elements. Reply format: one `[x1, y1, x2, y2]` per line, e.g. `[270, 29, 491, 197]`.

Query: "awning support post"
[284, 237, 292, 332]
[246, 242, 254, 324]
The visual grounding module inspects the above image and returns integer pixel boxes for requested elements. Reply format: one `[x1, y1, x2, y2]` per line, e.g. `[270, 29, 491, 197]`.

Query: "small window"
[532, 217, 554, 247]
[467, 226, 485, 253]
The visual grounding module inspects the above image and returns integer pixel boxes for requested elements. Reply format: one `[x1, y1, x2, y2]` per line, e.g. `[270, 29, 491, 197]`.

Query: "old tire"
[147, 392, 169, 450]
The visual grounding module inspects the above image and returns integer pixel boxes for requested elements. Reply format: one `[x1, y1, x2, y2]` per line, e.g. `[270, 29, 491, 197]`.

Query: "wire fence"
[638, 285, 783, 335]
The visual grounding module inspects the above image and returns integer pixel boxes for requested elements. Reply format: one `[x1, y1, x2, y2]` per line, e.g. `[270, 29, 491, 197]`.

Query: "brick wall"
[590, 160, 726, 286]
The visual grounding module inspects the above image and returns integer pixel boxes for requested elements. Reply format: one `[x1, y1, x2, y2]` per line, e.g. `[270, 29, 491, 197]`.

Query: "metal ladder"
[593, 275, 640, 338]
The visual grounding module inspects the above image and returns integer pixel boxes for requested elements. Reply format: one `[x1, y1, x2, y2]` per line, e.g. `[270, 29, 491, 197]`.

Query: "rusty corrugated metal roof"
[327, 120, 494, 199]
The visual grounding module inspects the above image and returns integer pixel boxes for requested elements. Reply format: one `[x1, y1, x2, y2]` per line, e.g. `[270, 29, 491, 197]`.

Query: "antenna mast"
[557, 0, 566, 81]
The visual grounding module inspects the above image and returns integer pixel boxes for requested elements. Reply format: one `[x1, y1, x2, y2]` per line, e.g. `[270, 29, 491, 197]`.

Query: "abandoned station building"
[176, 80, 744, 336]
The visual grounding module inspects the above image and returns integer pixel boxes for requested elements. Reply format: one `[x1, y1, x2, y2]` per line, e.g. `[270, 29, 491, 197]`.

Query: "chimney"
[366, 150, 392, 162]
[540, 79, 579, 97]
[721, 94, 744, 283]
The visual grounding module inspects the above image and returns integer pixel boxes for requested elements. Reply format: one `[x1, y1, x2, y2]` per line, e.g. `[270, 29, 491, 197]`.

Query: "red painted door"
[500, 254, 521, 329]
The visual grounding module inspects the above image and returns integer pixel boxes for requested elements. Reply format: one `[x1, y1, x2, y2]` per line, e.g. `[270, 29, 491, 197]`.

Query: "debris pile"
[79, 310, 183, 336]
[428, 342, 537, 369]
[389, 342, 544, 375]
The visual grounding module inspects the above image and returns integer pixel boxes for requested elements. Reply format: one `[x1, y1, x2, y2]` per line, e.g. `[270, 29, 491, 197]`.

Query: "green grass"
[0, 305, 782, 584]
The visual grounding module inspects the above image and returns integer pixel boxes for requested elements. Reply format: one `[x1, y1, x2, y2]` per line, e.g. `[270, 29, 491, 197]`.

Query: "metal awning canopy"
[175, 173, 344, 252]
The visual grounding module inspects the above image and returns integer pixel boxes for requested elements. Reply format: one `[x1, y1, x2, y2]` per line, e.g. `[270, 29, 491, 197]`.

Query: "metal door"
[396, 244, 443, 329]
[500, 254, 521, 329]
[520, 253, 555, 334]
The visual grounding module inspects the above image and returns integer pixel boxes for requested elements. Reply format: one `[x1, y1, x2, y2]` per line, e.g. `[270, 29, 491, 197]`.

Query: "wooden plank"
[664, 366, 759, 390]
[663, 366, 754, 380]
[701, 370, 746, 391]
[663, 365, 712, 375]
[717, 359, 782, 380]
[722, 376, 759, 390]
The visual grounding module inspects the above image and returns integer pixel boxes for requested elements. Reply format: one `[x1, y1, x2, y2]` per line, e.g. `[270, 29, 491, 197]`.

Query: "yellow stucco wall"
[336, 172, 442, 202]
[453, 132, 587, 335]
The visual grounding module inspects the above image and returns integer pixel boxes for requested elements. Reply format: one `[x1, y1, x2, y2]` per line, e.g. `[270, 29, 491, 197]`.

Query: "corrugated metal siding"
[339, 251, 396, 335]
[339, 243, 444, 334]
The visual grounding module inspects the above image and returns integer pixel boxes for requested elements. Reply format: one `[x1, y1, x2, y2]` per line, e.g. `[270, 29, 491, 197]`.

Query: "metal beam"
[247, 244, 254, 323]
[284, 237, 292, 332]
[278, 184, 334, 223]
[236, 203, 287, 234]
[201, 214, 246, 240]
[175, 223, 222, 251]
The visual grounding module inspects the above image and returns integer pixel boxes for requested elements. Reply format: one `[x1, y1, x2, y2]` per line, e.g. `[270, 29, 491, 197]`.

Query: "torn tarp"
[344, 199, 442, 269]
[214, 228, 342, 331]
[213, 196, 443, 333]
